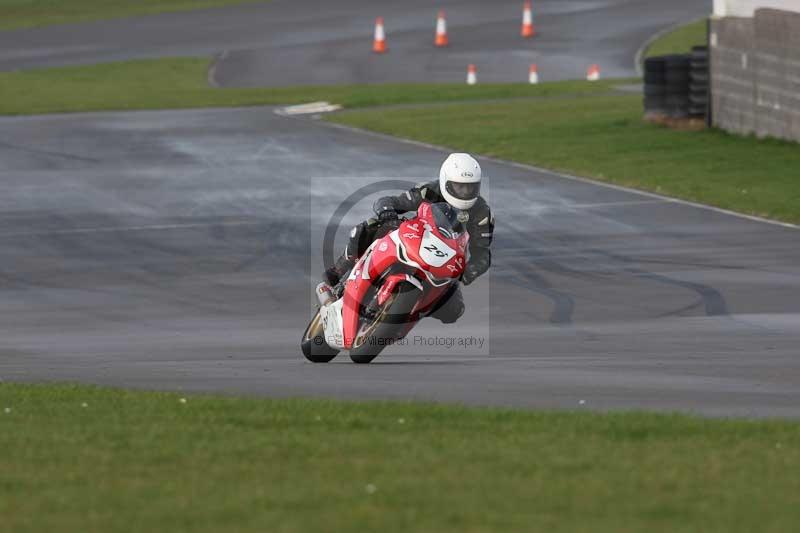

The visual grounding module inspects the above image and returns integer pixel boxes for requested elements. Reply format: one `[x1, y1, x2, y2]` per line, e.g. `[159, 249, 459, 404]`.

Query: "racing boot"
[323, 220, 371, 288]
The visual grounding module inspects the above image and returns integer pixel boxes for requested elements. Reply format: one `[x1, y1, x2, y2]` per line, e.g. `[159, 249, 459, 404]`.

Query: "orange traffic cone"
[373, 17, 387, 53]
[521, 1, 535, 38]
[528, 64, 539, 84]
[435, 10, 449, 47]
[466, 64, 477, 85]
[586, 64, 600, 81]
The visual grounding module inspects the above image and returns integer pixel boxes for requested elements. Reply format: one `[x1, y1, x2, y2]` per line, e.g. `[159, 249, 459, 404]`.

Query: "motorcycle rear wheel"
[349, 282, 419, 364]
[301, 310, 340, 363]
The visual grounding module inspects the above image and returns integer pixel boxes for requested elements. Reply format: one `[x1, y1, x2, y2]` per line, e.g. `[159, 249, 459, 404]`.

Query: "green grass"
[645, 19, 708, 57]
[329, 94, 800, 224]
[0, 0, 269, 31]
[0, 57, 625, 116]
[1, 383, 799, 533]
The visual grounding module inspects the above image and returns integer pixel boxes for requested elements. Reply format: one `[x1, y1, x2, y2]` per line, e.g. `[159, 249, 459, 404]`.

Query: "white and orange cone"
[373, 17, 387, 53]
[521, 1, 535, 38]
[435, 10, 449, 47]
[466, 64, 477, 85]
[586, 64, 600, 81]
[528, 64, 539, 84]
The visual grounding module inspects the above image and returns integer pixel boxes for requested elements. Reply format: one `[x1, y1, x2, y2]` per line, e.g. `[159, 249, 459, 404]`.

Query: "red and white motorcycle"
[302, 201, 468, 364]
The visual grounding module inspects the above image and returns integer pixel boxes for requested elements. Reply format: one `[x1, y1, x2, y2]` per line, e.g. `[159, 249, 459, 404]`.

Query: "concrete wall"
[713, 0, 799, 17]
[711, 8, 800, 141]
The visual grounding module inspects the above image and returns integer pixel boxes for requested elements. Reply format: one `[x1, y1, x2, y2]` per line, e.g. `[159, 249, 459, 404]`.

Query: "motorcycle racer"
[323, 153, 494, 324]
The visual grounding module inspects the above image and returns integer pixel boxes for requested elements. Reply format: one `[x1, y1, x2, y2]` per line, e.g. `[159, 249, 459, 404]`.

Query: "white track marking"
[322, 121, 799, 230]
[633, 16, 708, 76]
[206, 50, 228, 88]
[555, 200, 665, 209]
[275, 102, 343, 116]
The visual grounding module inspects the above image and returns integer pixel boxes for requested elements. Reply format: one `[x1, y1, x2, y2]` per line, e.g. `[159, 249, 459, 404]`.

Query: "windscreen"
[430, 202, 464, 237]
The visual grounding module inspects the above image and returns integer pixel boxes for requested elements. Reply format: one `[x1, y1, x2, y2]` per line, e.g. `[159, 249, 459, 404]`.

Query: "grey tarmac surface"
[0, 0, 709, 84]
[1, 107, 799, 417]
[2, 0, 798, 418]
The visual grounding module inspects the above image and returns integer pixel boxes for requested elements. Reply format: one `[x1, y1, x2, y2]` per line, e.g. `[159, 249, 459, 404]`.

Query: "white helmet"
[439, 153, 482, 210]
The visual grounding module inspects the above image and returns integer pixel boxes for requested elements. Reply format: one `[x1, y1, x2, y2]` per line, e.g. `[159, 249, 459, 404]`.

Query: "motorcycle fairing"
[337, 201, 467, 350]
[395, 205, 467, 284]
[321, 297, 346, 349]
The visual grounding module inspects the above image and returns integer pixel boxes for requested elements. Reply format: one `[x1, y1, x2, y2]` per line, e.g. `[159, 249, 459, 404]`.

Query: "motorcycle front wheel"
[349, 282, 419, 364]
[301, 310, 340, 363]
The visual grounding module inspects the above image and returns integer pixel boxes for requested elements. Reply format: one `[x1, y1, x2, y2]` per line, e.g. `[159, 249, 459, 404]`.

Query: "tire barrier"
[643, 56, 667, 118]
[643, 47, 709, 122]
[689, 46, 709, 119]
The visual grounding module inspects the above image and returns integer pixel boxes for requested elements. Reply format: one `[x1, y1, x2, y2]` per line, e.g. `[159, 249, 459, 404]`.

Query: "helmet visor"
[445, 180, 480, 202]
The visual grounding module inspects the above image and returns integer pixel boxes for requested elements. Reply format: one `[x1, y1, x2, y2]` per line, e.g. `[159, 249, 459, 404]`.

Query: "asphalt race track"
[3, 1, 800, 418]
[1, 107, 798, 417]
[0, 0, 708, 84]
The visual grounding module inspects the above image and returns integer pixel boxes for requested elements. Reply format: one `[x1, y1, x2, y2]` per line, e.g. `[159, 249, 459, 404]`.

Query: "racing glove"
[377, 208, 399, 225]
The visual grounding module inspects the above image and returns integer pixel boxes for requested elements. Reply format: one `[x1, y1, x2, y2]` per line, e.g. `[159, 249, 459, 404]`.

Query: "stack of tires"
[689, 46, 709, 120]
[643, 49, 709, 122]
[643, 56, 667, 118]
[665, 54, 691, 119]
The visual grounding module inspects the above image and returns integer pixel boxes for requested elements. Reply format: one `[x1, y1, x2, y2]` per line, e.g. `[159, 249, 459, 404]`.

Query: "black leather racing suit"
[330, 181, 494, 323]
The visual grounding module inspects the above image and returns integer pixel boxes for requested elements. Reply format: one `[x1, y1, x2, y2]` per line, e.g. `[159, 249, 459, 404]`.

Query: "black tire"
[666, 74, 690, 84]
[691, 46, 709, 60]
[689, 93, 708, 105]
[644, 72, 666, 84]
[644, 99, 666, 114]
[665, 86, 689, 99]
[644, 84, 665, 96]
[665, 55, 690, 85]
[666, 94, 690, 118]
[665, 73, 690, 86]
[689, 81, 709, 94]
[349, 283, 420, 364]
[301, 310, 339, 363]
[668, 108, 690, 119]
[643, 56, 666, 73]
[665, 54, 691, 68]
[688, 102, 708, 113]
[666, 98, 690, 107]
